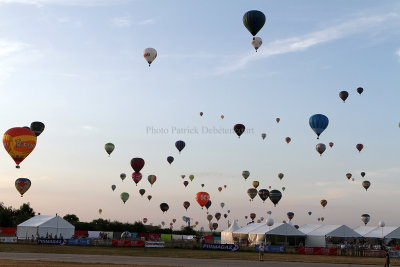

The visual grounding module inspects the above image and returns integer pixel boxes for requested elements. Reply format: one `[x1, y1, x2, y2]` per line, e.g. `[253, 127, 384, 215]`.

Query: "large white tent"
[364, 226, 400, 239]
[353, 226, 377, 237]
[248, 223, 305, 245]
[232, 223, 264, 243]
[221, 220, 240, 244]
[17, 215, 75, 240]
[305, 225, 361, 247]
[299, 224, 323, 234]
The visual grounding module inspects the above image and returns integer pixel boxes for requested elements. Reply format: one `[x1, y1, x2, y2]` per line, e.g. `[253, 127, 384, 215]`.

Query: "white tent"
[306, 225, 361, 247]
[232, 223, 264, 243]
[221, 220, 240, 244]
[17, 215, 75, 240]
[353, 226, 377, 237]
[299, 224, 323, 234]
[248, 223, 305, 245]
[364, 226, 400, 239]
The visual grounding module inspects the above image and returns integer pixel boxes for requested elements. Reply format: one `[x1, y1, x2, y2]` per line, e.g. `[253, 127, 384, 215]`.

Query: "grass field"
[0, 260, 161, 267]
[0, 244, 396, 266]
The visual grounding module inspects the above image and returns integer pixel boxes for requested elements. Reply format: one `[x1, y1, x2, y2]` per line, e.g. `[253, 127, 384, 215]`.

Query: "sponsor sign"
[202, 243, 239, 251]
[112, 240, 145, 247]
[364, 250, 385, 257]
[255, 245, 285, 253]
[66, 239, 91, 245]
[298, 247, 337, 255]
[0, 236, 17, 243]
[37, 238, 67, 245]
[145, 241, 165, 248]
[390, 251, 400, 258]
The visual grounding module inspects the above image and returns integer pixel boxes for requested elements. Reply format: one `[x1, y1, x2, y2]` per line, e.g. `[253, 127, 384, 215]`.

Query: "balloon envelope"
[258, 189, 269, 202]
[160, 203, 169, 213]
[242, 171, 250, 180]
[120, 192, 129, 204]
[167, 156, 174, 165]
[105, 143, 114, 156]
[247, 188, 258, 201]
[309, 114, 329, 139]
[131, 158, 145, 172]
[30, 121, 45, 137]
[3, 127, 37, 168]
[361, 214, 370, 225]
[143, 48, 157, 66]
[339, 91, 349, 102]
[234, 124, 245, 138]
[320, 199, 327, 208]
[251, 37, 262, 51]
[195, 192, 210, 208]
[175, 140, 186, 153]
[111, 185, 116, 191]
[15, 178, 31, 197]
[243, 10, 266, 36]
[316, 143, 326, 155]
[269, 190, 282, 206]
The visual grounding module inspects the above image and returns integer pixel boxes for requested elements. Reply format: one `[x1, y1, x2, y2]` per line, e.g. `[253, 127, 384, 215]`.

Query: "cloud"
[112, 16, 131, 27]
[56, 17, 82, 26]
[138, 19, 155, 25]
[217, 12, 400, 74]
[0, 40, 29, 57]
[396, 48, 400, 58]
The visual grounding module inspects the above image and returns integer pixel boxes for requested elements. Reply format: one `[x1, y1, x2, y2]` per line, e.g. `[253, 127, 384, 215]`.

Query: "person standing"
[384, 250, 390, 267]
[259, 243, 265, 261]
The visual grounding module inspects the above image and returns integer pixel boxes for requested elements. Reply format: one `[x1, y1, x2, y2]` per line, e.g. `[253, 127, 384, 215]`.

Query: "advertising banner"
[202, 243, 239, 251]
[298, 247, 337, 255]
[255, 245, 285, 253]
[0, 228, 16, 236]
[67, 239, 91, 245]
[37, 238, 67, 245]
[364, 250, 385, 257]
[112, 240, 145, 247]
[0, 237, 17, 243]
[145, 241, 165, 248]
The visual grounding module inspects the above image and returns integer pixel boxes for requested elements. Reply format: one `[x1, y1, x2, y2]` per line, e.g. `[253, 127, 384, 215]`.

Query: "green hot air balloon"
[362, 181, 371, 191]
[120, 192, 129, 204]
[148, 175, 157, 186]
[189, 175, 195, 181]
[242, 171, 250, 180]
[105, 143, 115, 157]
[269, 190, 282, 207]
[243, 10, 266, 36]
[207, 214, 213, 222]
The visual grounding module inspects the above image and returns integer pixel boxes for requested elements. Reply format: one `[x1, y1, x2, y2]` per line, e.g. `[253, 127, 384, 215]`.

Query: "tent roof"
[307, 225, 361, 238]
[233, 223, 264, 234]
[222, 220, 240, 233]
[266, 223, 305, 236]
[353, 226, 378, 237]
[18, 215, 74, 229]
[299, 224, 323, 234]
[364, 227, 400, 238]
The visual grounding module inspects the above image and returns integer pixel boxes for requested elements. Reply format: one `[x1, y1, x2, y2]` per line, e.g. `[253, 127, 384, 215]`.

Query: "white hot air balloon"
[316, 143, 326, 156]
[266, 217, 274, 227]
[143, 48, 157, 66]
[251, 37, 262, 52]
[379, 221, 385, 227]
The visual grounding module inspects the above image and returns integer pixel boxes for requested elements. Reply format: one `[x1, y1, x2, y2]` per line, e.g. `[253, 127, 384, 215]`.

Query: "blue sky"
[0, 0, 399, 230]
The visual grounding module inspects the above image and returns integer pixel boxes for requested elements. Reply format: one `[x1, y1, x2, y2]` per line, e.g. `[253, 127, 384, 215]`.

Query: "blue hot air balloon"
[309, 114, 329, 139]
[175, 140, 186, 153]
[308, 211, 312, 216]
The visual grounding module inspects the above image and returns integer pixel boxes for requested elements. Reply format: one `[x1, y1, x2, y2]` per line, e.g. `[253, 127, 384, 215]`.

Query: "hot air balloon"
[167, 156, 174, 165]
[224, 185, 227, 188]
[220, 202, 225, 209]
[200, 112, 203, 116]
[15, 178, 31, 197]
[251, 37, 262, 52]
[120, 192, 129, 204]
[215, 213, 221, 221]
[361, 214, 370, 225]
[247, 188, 258, 201]
[329, 142, 334, 148]
[252, 181, 259, 188]
[356, 144, 364, 152]
[318, 218, 321, 221]
[339, 91, 349, 102]
[361, 172, 366, 178]
[261, 133, 266, 140]
[266, 218, 274, 226]
[308, 211, 312, 216]
[160, 203, 169, 213]
[212, 223, 218, 230]
[285, 137, 291, 144]
[161, 221, 165, 226]
[221, 114, 224, 119]
[379, 221, 385, 228]
[175, 140, 185, 153]
[181, 175, 186, 179]
[132, 172, 142, 185]
[316, 143, 326, 156]
[3, 127, 37, 168]
[201, 184, 205, 188]
[250, 213, 256, 221]
[131, 158, 145, 173]
[258, 189, 269, 202]
[183, 181, 189, 187]
[278, 173, 284, 180]
[267, 211, 272, 215]
[269, 190, 282, 206]
[282, 187, 286, 191]
[287, 212, 294, 221]
[148, 175, 156, 186]
[224, 214, 228, 219]
[111, 185, 116, 191]
[143, 218, 148, 224]
[321, 217, 325, 222]
[30, 122, 45, 137]
[309, 114, 329, 139]
[320, 199, 327, 208]
[205, 200, 212, 211]
[195, 192, 210, 208]
[243, 10, 266, 36]
[143, 48, 157, 66]
[346, 173, 352, 180]
[276, 118, 280, 123]
[189, 175, 194, 181]
[147, 195, 152, 201]
[120, 173, 126, 181]
[362, 180, 371, 191]
[234, 124, 245, 138]
[104, 143, 114, 157]
[173, 219, 176, 223]
[227, 210, 230, 214]
[357, 87, 364, 95]
[242, 171, 250, 180]
[207, 214, 213, 222]
[98, 209, 102, 214]
[183, 201, 190, 211]
[139, 189, 145, 196]
[218, 187, 222, 192]
[352, 178, 355, 182]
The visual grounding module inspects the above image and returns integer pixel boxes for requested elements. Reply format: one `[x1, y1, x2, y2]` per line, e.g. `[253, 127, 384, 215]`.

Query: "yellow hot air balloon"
[252, 181, 259, 188]
[189, 175, 194, 181]
[3, 127, 37, 168]
[98, 209, 102, 214]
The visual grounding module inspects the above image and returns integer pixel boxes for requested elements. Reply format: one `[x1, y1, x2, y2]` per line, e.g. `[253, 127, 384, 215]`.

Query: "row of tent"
[222, 221, 400, 247]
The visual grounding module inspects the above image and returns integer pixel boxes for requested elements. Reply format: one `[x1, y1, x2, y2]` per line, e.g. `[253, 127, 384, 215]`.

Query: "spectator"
[384, 250, 390, 267]
[394, 243, 400, 251]
[258, 243, 265, 261]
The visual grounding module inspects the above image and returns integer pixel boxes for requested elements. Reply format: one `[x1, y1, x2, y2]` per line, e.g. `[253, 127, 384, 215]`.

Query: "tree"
[63, 214, 79, 224]
[13, 202, 35, 226]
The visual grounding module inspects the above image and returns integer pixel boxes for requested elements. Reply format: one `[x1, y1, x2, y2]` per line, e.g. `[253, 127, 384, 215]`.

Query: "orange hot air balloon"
[320, 199, 327, 208]
[346, 173, 352, 180]
[221, 115, 224, 119]
[252, 181, 259, 188]
[285, 137, 291, 144]
[3, 127, 37, 168]
[195, 192, 210, 208]
[218, 187, 222, 192]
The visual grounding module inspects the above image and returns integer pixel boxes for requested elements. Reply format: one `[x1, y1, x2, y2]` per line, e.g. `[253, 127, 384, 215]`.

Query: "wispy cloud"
[112, 16, 131, 27]
[396, 48, 400, 58]
[217, 12, 400, 74]
[138, 19, 155, 25]
[0, 40, 29, 57]
[56, 17, 82, 26]
[0, 0, 133, 7]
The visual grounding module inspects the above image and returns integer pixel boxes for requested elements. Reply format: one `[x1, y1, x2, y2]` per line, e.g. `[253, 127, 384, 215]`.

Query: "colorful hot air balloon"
[183, 201, 190, 211]
[175, 140, 186, 153]
[148, 175, 156, 186]
[357, 87, 364, 95]
[320, 199, 327, 208]
[361, 214, 370, 225]
[195, 192, 210, 208]
[143, 218, 148, 224]
[258, 189, 269, 203]
[243, 10, 266, 36]
[111, 185, 116, 191]
[247, 188, 258, 201]
[120, 192, 129, 204]
[167, 156, 174, 165]
[362, 180, 371, 191]
[3, 127, 37, 168]
[139, 189, 145, 196]
[234, 124, 245, 138]
[287, 212, 294, 221]
[200, 112, 203, 116]
[329, 142, 334, 148]
[250, 213, 256, 221]
[361, 172, 366, 178]
[143, 48, 157, 66]
[183, 181, 189, 187]
[189, 175, 194, 181]
[160, 203, 169, 213]
[212, 223, 218, 230]
[132, 172, 142, 185]
[220, 202, 225, 209]
[276, 118, 280, 123]
[98, 209, 102, 214]
[205, 200, 212, 210]
[221, 114, 224, 119]
[346, 173, 352, 180]
[215, 213, 221, 221]
[104, 143, 114, 157]
[251, 37, 262, 52]
[15, 178, 31, 197]
[339, 91, 349, 102]
[309, 114, 329, 139]
[207, 214, 213, 222]
[285, 137, 291, 144]
[252, 181, 259, 188]
[316, 143, 326, 156]
[261, 133, 266, 140]
[218, 187, 222, 192]
[356, 144, 364, 152]
[120, 173, 126, 181]
[131, 158, 145, 173]
[30, 121, 45, 137]
[269, 190, 282, 206]
[278, 173, 284, 180]
[242, 171, 250, 180]
[147, 195, 152, 201]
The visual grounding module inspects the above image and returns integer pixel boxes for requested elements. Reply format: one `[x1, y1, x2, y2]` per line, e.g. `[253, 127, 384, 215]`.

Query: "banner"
[145, 241, 165, 248]
[390, 251, 400, 258]
[37, 238, 67, 245]
[67, 239, 91, 245]
[112, 240, 145, 247]
[0, 227, 16, 236]
[364, 250, 385, 257]
[255, 245, 285, 253]
[0, 237, 17, 243]
[161, 234, 171, 241]
[202, 243, 239, 251]
[298, 247, 337, 255]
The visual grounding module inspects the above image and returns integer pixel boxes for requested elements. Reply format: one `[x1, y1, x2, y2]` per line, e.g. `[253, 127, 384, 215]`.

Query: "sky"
[0, 0, 399, 231]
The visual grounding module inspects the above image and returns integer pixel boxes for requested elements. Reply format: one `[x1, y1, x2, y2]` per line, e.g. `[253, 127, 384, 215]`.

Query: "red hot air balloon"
[132, 172, 142, 185]
[356, 144, 364, 152]
[195, 192, 210, 208]
[218, 187, 222, 192]
[3, 127, 37, 168]
[233, 124, 245, 138]
[339, 91, 349, 102]
[131, 158, 145, 172]
[183, 201, 190, 210]
[200, 112, 203, 116]
[143, 218, 148, 224]
[224, 185, 227, 189]
[329, 142, 334, 148]
[183, 181, 189, 187]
